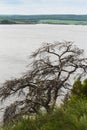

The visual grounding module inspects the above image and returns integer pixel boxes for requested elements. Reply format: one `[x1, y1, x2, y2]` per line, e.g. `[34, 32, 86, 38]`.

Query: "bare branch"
[1, 41, 87, 123]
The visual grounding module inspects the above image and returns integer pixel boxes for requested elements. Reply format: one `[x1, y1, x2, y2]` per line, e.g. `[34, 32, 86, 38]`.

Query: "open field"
[39, 19, 87, 25]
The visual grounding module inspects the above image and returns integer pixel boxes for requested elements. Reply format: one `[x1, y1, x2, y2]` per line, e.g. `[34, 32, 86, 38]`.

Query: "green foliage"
[72, 79, 82, 96]
[0, 20, 16, 24]
[82, 79, 87, 96]
[4, 117, 38, 130]
[3, 99, 87, 130]
[64, 99, 87, 130]
[72, 78, 87, 98]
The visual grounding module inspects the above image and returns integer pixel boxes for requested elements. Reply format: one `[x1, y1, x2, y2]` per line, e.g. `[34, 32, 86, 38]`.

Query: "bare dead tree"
[0, 41, 87, 123]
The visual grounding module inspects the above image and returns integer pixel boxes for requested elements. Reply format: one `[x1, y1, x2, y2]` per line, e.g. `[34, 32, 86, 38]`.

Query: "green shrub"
[3, 99, 87, 130]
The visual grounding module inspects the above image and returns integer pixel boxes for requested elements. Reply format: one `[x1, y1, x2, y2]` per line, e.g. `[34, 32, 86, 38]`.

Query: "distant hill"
[0, 14, 87, 25]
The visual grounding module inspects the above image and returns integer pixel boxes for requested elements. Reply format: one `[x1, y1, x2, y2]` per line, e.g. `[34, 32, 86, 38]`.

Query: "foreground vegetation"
[0, 14, 87, 25]
[1, 42, 87, 129]
[3, 78, 87, 130]
[3, 79, 87, 130]
[3, 98, 87, 130]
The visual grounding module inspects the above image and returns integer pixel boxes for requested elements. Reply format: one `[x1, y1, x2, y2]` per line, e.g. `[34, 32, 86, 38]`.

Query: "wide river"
[0, 24, 87, 121]
[0, 24, 87, 83]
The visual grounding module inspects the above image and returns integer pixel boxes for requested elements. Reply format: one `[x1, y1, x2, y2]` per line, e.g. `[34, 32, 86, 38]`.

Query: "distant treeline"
[0, 14, 87, 24]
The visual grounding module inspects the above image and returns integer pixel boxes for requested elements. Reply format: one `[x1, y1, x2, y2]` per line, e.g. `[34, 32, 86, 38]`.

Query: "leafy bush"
[72, 78, 87, 98]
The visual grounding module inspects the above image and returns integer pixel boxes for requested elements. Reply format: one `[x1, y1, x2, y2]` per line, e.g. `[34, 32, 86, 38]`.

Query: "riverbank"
[1, 20, 87, 25]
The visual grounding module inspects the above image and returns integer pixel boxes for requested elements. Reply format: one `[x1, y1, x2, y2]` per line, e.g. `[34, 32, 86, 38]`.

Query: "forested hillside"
[0, 14, 87, 24]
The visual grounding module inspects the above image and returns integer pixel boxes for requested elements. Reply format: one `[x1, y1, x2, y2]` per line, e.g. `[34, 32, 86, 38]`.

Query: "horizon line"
[0, 14, 87, 16]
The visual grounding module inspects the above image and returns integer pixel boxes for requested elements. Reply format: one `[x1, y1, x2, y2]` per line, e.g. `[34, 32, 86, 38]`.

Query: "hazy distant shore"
[0, 14, 87, 25]
[0, 22, 87, 25]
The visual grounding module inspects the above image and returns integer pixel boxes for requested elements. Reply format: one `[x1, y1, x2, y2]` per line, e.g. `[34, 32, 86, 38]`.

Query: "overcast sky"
[0, 0, 87, 15]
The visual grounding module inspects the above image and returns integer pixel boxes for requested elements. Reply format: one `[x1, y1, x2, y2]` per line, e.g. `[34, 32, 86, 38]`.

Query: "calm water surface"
[0, 24, 87, 83]
[0, 24, 87, 121]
